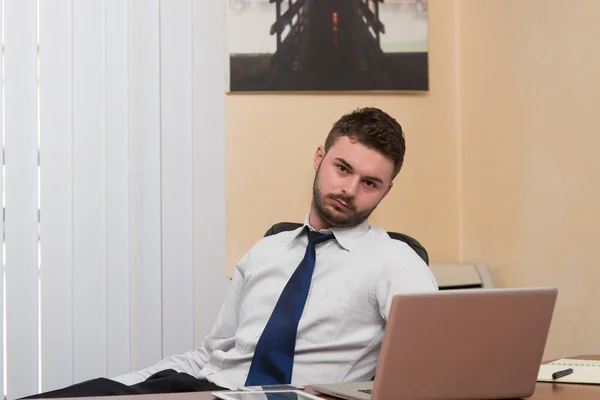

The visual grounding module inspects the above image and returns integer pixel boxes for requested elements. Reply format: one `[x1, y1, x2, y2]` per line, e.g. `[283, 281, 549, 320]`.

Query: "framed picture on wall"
[226, 0, 429, 92]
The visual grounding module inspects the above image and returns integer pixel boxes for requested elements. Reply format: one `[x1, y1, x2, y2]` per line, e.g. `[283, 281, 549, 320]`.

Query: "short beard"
[312, 166, 376, 228]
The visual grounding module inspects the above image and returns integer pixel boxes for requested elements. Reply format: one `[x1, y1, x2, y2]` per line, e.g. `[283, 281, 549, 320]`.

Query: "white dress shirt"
[112, 217, 438, 389]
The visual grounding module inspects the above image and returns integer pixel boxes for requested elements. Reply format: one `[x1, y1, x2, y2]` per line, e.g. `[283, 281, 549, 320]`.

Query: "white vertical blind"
[0, 0, 4, 393]
[128, 0, 163, 372]
[5, 0, 39, 399]
[39, 0, 74, 392]
[2, 0, 227, 397]
[160, 0, 194, 357]
[72, 0, 108, 383]
[192, 0, 228, 344]
[105, 0, 131, 379]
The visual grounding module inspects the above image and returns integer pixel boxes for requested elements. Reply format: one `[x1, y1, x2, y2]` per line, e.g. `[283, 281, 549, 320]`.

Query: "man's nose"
[341, 176, 360, 198]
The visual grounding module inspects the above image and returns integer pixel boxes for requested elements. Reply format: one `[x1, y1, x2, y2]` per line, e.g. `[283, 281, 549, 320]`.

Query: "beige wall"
[225, 0, 600, 359]
[226, 0, 461, 273]
[458, 0, 600, 358]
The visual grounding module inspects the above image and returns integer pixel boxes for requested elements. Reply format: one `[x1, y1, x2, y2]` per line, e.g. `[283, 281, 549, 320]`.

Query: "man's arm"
[111, 254, 249, 385]
[373, 246, 438, 320]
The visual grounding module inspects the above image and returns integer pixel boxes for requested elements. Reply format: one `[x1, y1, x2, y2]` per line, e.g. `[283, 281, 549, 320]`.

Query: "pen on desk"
[552, 368, 574, 380]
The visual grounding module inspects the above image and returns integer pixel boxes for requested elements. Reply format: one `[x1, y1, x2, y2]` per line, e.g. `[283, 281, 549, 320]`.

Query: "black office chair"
[264, 222, 429, 265]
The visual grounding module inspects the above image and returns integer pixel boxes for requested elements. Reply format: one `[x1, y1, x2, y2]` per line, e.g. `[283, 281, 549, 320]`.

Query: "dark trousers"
[22, 369, 227, 399]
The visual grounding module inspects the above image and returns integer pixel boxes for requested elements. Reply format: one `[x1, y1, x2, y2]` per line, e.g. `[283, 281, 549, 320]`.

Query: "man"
[26, 107, 437, 398]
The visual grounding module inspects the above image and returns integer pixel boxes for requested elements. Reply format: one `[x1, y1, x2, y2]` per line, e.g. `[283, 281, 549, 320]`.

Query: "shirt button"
[204, 366, 217, 374]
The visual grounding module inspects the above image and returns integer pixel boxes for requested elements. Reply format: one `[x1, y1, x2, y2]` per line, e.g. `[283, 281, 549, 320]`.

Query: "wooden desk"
[308, 355, 600, 399]
[94, 379, 600, 400]
[66, 355, 600, 400]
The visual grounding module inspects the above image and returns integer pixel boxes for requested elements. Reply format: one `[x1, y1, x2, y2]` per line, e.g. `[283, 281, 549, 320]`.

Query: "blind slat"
[160, 0, 194, 357]
[39, 0, 74, 392]
[106, 0, 131, 378]
[0, 2, 5, 398]
[4, 0, 39, 398]
[192, 0, 228, 345]
[72, 0, 107, 382]
[129, 0, 163, 370]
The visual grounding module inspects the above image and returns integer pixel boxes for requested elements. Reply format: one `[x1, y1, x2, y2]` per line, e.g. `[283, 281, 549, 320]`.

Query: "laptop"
[312, 287, 557, 400]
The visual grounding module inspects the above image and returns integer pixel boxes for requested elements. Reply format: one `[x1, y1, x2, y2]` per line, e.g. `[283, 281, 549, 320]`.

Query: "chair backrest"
[264, 222, 429, 265]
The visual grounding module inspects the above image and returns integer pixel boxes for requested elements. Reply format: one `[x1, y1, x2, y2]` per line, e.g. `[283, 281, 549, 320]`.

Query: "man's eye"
[364, 180, 375, 188]
[337, 165, 347, 172]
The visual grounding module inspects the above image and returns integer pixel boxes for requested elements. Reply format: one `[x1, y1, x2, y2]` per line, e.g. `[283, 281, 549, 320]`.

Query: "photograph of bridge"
[227, 0, 428, 92]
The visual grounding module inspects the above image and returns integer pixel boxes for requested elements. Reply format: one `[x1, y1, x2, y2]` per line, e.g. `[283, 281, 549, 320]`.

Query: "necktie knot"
[307, 229, 335, 246]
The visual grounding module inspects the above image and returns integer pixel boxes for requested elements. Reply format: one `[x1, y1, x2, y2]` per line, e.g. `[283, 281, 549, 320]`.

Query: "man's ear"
[382, 181, 393, 198]
[314, 145, 325, 171]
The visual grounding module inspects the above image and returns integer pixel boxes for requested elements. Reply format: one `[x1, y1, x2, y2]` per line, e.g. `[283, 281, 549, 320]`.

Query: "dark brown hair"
[324, 107, 406, 178]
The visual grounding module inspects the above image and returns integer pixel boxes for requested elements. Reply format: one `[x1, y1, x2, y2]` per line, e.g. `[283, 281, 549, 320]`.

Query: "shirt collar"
[286, 212, 370, 251]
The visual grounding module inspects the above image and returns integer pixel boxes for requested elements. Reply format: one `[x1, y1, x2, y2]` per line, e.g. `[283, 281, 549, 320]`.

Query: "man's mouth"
[331, 197, 351, 210]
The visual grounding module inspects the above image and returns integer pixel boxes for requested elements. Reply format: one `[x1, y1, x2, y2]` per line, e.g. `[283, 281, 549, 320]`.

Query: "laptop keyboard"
[358, 389, 372, 394]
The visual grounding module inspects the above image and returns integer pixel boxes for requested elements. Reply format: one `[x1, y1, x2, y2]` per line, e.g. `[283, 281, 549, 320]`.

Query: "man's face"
[312, 136, 394, 228]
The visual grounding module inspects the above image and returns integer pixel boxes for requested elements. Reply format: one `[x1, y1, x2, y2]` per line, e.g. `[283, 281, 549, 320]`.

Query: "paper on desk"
[538, 358, 600, 385]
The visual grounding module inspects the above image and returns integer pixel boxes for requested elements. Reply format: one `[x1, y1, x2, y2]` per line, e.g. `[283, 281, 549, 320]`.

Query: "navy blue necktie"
[245, 228, 335, 385]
